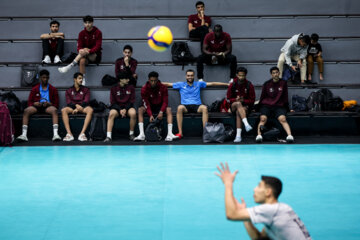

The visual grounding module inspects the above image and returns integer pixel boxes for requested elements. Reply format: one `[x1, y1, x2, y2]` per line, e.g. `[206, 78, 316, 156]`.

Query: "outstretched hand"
[215, 162, 238, 185]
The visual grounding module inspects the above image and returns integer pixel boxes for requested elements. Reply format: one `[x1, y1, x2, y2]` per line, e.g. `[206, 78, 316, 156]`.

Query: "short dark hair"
[236, 67, 247, 75]
[270, 66, 279, 73]
[39, 69, 50, 77]
[83, 15, 94, 23]
[123, 45, 133, 52]
[196, 1, 205, 7]
[186, 69, 195, 74]
[148, 71, 159, 79]
[311, 33, 319, 42]
[50, 20, 60, 27]
[73, 72, 83, 79]
[117, 72, 129, 80]
[261, 175, 282, 199]
[299, 34, 310, 45]
[214, 24, 223, 33]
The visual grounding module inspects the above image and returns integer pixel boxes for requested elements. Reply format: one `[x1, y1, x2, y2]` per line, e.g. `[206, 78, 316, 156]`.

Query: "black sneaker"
[129, 134, 135, 141]
[104, 137, 112, 143]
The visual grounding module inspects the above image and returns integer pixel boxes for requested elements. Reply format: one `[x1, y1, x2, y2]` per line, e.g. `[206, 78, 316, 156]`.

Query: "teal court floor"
[0, 144, 359, 240]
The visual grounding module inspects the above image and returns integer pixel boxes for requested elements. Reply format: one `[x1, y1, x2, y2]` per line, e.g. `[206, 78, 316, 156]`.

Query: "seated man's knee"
[79, 57, 86, 65]
[260, 115, 267, 122]
[200, 105, 208, 113]
[109, 109, 118, 118]
[166, 107, 172, 114]
[177, 105, 185, 113]
[128, 108, 136, 117]
[278, 115, 287, 123]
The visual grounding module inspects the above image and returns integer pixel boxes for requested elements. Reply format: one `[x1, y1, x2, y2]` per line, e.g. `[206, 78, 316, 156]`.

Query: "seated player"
[16, 70, 60, 142]
[115, 45, 138, 86]
[163, 69, 228, 139]
[40, 20, 64, 64]
[61, 72, 93, 141]
[104, 72, 136, 142]
[134, 71, 178, 142]
[188, 1, 212, 48]
[226, 67, 255, 142]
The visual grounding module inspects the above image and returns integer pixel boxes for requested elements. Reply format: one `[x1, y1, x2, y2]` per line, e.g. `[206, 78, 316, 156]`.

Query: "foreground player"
[216, 162, 311, 240]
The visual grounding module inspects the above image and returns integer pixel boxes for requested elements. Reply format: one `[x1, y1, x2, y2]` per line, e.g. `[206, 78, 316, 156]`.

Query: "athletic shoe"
[129, 134, 135, 141]
[58, 65, 71, 73]
[233, 136, 242, 143]
[245, 124, 253, 132]
[229, 78, 234, 83]
[168, 133, 179, 140]
[42, 55, 51, 64]
[52, 134, 61, 142]
[175, 133, 183, 139]
[54, 55, 62, 64]
[63, 133, 74, 141]
[16, 135, 28, 142]
[255, 135, 263, 143]
[104, 137, 112, 142]
[286, 135, 294, 143]
[134, 134, 145, 141]
[78, 133, 87, 141]
[82, 77, 86, 86]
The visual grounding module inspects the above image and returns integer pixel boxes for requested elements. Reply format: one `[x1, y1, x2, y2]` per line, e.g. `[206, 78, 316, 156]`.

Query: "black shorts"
[260, 105, 287, 119]
[149, 104, 162, 115]
[184, 104, 201, 113]
[110, 104, 129, 113]
[230, 103, 251, 115]
[87, 53, 101, 64]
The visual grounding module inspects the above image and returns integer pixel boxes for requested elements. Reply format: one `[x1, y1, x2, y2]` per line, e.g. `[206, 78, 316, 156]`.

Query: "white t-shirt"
[247, 203, 311, 240]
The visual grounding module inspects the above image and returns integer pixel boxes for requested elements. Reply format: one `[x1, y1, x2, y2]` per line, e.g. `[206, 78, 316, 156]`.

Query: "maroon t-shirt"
[259, 79, 289, 107]
[115, 57, 138, 78]
[49, 38, 58, 52]
[110, 84, 135, 108]
[77, 26, 102, 56]
[65, 85, 90, 106]
[141, 81, 168, 116]
[188, 14, 211, 28]
[203, 32, 232, 53]
[226, 78, 255, 106]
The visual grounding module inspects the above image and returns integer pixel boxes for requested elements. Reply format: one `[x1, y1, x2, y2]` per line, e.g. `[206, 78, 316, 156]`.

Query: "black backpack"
[61, 52, 77, 63]
[0, 91, 22, 115]
[327, 97, 344, 111]
[209, 98, 225, 112]
[145, 119, 163, 141]
[101, 74, 118, 86]
[318, 88, 333, 110]
[307, 91, 325, 111]
[292, 95, 307, 112]
[21, 64, 39, 87]
[89, 113, 107, 141]
[171, 42, 195, 70]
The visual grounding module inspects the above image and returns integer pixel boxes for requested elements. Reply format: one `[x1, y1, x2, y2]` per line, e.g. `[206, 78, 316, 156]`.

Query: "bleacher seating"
[1, 0, 360, 138]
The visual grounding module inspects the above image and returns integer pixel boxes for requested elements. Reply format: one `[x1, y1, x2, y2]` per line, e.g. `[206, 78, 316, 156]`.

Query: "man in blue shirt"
[163, 69, 228, 139]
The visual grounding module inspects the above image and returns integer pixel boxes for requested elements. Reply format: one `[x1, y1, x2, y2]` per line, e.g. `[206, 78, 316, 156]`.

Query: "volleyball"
[147, 26, 173, 52]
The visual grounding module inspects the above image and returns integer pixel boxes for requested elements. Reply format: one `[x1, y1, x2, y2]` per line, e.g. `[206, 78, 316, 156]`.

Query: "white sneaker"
[134, 134, 145, 141]
[42, 55, 51, 64]
[63, 133, 74, 142]
[165, 135, 173, 141]
[52, 134, 61, 141]
[82, 77, 86, 86]
[78, 133, 87, 141]
[198, 79, 204, 82]
[245, 124, 253, 132]
[286, 135, 294, 143]
[16, 135, 28, 142]
[54, 55, 62, 64]
[255, 135, 263, 143]
[233, 136, 242, 143]
[58, 65, 71, 73]
[229, 78, 234, 83]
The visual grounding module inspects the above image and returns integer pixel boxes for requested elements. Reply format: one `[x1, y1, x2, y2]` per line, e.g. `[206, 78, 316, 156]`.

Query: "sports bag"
[0, 91, 22, 114]
[203, 122, 225, 143]
[307, 91, 325, 111]
[327, 97, 344, 111]
[89, 113, 107, 141]
[145, 119, 163, 141]
[61, 52, 77, 63]
[0, 102, 14, 146]
[291, 95, 307, 112]
[171, 41, 195, 70]
[101, 74, 118, 86]
[21, 64, 39, 87]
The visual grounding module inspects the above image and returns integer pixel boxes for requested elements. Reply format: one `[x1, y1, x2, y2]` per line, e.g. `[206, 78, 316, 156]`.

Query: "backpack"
[327, 97, 344, 111]
[260, 125, 280, 141]
[318, 88, 333, 110]
[0, 102, 14, 146]
[307, 91, 324, 111]
[292, 95, 308, 112]
[171, 41, 195, 70]
[101, 74, 118, 86]
[282, 64, 300, 84]
[0, 91, 22, 115]
[88, 113, 107, 141]
[209, 98, 224, 112]
[61, 52, 77, 63]
[89, 99, 107, 113]
[224, 125, 235, 142]
[21, 64, 39, 87]
[203, 122, 225, 143]
[145, 119, 163, 141]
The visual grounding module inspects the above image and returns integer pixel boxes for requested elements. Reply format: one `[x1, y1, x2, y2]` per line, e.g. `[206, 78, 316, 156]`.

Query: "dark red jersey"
[65, 85, 90, 107]
[77, 26, 102, 56]
[203, 32, 232, 53]
[115, 57, 138, 78]
[28, 83, 59, 108]
[188, 14, 211, 28]
[110, 84, 135, 109]
[141, 81, 168, 116]
[226, 78, 255, 106]
[259, 79, 289, 107]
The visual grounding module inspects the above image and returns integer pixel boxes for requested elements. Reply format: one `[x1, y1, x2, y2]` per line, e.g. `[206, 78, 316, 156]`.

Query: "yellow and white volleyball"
[147, 26, 173, 52]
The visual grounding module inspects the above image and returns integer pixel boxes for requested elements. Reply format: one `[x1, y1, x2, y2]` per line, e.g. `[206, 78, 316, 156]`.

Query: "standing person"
[40, 20, 64, 64]
[197, 24, 237, 83]
[134, 71, 178, 142]
[115, 45, 138, 86]
[16, 70, 61, 142]
[226, 67, 255, 142]
[58, 15, 102, 86]
[277, 33, 310, 84]
[256, 67, 294, 143]
[215, 162, 312, 240]
[61, 72, 93, 142]
[307, 33, 324, 82]
[163, 69, 228, 139]
[104, 72, 136, 142]
[188, 1, 212, 48]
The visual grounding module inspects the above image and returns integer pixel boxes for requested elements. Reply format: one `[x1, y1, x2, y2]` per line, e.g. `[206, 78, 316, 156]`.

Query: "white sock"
[242, 118, 250, 127]
[53, 124, 58, 136]
[107, 132, 112, 139]
[138, 123, 144, 136]
[129, 130, 134, 135]
[22, 125, 28, 136]
[236, 128, 242, 138]
[70, 60, 77, 67]
[167, 124, 173, 135]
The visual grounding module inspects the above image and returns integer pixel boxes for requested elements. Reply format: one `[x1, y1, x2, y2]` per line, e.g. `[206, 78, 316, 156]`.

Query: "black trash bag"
[203, 122, 225, 143]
